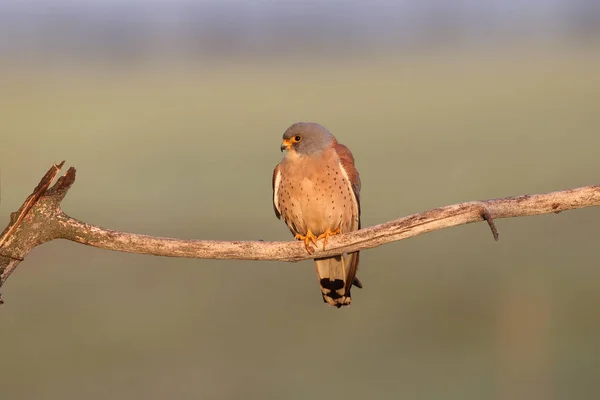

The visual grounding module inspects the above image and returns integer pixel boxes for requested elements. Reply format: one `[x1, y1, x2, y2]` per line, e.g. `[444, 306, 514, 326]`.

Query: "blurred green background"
[1, 2, 600, 399]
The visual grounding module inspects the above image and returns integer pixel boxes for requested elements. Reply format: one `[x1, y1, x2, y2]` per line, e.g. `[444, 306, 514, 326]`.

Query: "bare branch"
[1, 162, 599, 302]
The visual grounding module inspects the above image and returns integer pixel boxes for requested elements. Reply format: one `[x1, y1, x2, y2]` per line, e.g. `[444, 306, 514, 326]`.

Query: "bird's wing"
[334, 143, 361, 229]
[272, 163, 282, 219]
[334, 143, 362, 292]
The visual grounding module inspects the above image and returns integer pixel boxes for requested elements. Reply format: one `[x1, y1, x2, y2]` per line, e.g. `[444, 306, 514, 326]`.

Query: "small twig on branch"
[0, 162, 599, 303]
[481, 208, 499, 241]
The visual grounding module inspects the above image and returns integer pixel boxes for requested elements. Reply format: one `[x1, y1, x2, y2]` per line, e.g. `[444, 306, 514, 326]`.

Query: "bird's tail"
[314, 252, 361, 308]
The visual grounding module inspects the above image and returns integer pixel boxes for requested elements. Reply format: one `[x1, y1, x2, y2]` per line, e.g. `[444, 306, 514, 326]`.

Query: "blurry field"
[1, 47, 600, 399]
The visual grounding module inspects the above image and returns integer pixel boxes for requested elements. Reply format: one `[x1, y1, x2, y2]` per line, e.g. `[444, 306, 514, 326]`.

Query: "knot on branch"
[0, 162, 76, 288]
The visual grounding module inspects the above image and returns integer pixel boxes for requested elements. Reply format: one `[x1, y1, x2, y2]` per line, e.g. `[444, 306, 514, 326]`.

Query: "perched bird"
[272, 122, 362, 308]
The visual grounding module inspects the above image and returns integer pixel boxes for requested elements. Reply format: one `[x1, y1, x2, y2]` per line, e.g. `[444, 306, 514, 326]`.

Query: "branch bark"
[1, 162, 599, 303]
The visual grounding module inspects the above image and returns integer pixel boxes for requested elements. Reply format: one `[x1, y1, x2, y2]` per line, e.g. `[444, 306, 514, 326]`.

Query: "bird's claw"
[317, 227, 341, 250]
[295, 230, 318, 254]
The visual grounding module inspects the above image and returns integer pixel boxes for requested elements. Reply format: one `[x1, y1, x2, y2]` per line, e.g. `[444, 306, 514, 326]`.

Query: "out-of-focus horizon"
[1, 0, 599, 66]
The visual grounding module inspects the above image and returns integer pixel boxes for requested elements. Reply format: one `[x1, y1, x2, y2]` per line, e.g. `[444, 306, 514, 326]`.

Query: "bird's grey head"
[280, 122, 335, 155]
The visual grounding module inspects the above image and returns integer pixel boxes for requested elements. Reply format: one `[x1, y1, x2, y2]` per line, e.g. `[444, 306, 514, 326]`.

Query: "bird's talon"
[295, 230, 318, 254]
[317, 227, 341, 250]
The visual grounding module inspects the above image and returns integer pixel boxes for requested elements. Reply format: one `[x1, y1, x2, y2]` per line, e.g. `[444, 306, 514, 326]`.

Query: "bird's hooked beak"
[280, 138, 292, 152]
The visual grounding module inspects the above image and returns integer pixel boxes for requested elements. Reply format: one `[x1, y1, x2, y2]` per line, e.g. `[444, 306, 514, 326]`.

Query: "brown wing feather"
[334, 143, 361, 226]
[272, 164, 282, 219]
[333, 143, 362, 292]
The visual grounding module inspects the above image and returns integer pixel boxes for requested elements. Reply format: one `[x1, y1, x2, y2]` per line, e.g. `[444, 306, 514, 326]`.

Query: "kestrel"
[272, 122, 362, 308]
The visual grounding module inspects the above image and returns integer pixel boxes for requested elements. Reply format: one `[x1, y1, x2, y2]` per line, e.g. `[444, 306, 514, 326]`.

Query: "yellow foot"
[317, 227, 341, 249]
[295, 229, 318, 254]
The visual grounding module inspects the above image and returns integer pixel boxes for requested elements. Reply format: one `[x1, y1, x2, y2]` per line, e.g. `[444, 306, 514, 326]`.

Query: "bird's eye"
[293, 135, 302, 142]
